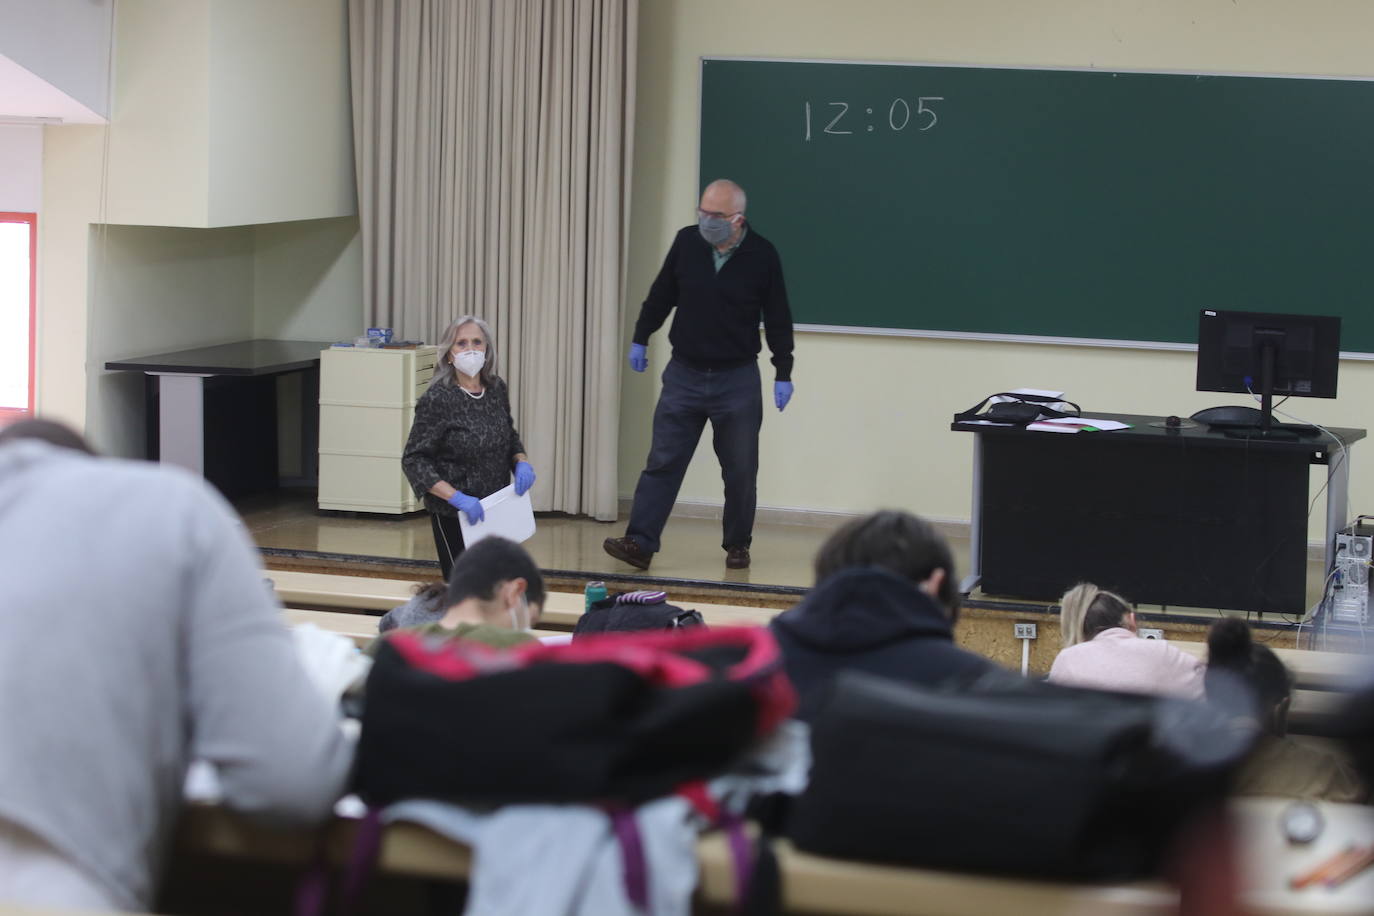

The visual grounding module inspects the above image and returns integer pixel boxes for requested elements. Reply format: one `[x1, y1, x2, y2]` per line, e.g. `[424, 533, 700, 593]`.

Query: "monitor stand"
[1220, 335, 1320, 441]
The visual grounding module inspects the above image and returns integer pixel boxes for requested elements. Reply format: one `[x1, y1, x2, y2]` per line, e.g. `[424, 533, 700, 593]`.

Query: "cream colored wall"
[85, 225, 254, 457]
[37, 0, 360, 444]
[38, 126, 103, 430]
[102, 0, 354, 229]
[623, 0, 1374, 537]
[0, 125, 41, 211]
[104, 0, 212, 227]
[252, 216, 363, 342]
[208, 0, 354, 227]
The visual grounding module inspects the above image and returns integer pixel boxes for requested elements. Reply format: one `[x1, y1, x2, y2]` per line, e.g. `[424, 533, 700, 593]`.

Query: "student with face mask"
[403, 316, 536, 578]
[604, 178, 795, 572]
[366, 537, 546, 655]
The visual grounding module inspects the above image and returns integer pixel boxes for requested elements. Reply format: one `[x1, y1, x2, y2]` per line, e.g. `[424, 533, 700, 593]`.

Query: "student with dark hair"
[1205, 618, 1365, 802]
[769, 510, 1000, 721]
[368, 536, 546, 653]
[1047, 583, 1204, 697]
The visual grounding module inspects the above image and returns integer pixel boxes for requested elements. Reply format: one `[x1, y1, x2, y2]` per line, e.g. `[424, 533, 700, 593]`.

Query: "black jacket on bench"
[770, 566, 999, 722]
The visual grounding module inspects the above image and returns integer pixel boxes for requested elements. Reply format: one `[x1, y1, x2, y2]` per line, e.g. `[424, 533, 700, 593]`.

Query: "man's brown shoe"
[725, 546, 751, 569]
[603, 536, 652, 570]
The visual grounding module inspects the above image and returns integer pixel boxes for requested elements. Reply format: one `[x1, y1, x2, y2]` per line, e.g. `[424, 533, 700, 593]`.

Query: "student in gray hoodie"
[0, 420, 354, 911]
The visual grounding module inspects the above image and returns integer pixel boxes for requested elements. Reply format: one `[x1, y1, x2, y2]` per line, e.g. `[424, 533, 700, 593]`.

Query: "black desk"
[951, 413, 1365, 615]
[106, 340, 329, 497]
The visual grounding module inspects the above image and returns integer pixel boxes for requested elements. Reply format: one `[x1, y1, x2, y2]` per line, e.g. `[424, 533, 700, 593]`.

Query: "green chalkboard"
[699, 58, 1374, 352]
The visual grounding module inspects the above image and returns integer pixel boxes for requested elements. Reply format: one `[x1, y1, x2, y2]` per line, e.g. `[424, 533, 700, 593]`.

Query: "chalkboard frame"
[699, 56, 1374, 360]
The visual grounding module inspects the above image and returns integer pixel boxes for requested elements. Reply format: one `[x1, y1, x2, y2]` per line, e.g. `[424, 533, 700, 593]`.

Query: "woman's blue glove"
[774, 380, 794, 411]
[514, 460, 536, 496]
[628, 343, 648, 373]
[446, 490, 485, 525]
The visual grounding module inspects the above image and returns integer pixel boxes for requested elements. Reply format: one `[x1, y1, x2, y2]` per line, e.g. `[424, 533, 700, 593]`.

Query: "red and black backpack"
[354, 625, 796, 807]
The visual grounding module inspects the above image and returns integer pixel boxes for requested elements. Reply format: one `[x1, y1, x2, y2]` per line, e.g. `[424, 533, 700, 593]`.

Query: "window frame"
[0, 212, 37, 418]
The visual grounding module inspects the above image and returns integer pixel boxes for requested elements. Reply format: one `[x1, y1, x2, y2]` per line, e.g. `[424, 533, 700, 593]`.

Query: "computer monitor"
[1195, 309, 1340, 439]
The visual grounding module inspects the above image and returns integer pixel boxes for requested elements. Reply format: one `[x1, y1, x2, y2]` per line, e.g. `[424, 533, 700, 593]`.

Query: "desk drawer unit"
[318, 346, 438, 513]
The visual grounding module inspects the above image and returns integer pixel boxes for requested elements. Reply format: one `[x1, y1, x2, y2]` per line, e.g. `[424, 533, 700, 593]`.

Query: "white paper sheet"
[459, 483, 536, 545]
[1035, 417, 1132, 431]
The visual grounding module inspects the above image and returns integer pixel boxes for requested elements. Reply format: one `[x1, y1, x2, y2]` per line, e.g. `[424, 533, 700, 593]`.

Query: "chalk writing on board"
[804, 97, 944, 140]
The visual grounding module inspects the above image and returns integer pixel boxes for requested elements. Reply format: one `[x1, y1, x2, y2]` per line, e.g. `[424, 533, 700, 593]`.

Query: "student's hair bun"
[1207, 617, 1254, 668]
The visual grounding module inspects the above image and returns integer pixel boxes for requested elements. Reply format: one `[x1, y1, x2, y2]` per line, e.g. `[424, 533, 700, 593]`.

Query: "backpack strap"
[954, 392, 1082, 423]
[680, 782, 755, 914]
[292, 831, 332, 916]
[608, 807, 650, 910]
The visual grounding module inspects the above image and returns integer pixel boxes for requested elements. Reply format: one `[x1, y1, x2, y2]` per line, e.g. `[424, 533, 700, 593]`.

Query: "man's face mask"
[697, 209, 738, 246]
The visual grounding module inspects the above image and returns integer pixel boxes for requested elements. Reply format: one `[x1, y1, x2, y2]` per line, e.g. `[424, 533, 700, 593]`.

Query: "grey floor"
[236, 491, 876, 591]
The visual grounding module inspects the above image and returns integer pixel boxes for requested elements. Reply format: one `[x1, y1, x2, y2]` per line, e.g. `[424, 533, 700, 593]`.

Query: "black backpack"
[573, 590, 706, 638]
[785, 670, 1253, 881]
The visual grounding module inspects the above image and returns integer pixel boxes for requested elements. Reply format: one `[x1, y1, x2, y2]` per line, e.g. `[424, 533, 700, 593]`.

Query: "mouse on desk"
[1165, 415, 1181, 428]
[1191, 405, 1265, 426]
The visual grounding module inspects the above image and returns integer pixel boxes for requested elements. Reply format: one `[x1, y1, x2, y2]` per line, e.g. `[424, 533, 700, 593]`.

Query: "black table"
[106, 340, 330, 497]
[952, 413, 1365, 615]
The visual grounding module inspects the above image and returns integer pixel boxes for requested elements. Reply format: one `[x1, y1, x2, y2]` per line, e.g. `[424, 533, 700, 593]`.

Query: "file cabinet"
[317, 346, 438, 512]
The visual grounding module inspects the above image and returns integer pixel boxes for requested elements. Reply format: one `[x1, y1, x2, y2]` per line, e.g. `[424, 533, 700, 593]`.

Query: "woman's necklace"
[460, 383, 485, 400]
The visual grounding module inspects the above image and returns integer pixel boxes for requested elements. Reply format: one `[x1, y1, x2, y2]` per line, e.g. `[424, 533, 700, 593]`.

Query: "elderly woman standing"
[403, 316, 536, 578]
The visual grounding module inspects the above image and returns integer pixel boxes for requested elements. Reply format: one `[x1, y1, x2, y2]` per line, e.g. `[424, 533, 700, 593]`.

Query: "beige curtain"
[349, 0, 636, 520]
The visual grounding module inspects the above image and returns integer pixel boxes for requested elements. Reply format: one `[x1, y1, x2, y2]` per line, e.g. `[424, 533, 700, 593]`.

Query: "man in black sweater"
[604, 179, 794, 571]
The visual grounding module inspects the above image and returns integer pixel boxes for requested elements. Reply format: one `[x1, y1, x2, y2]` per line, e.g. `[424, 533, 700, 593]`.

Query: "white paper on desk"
[1036, 417, 1132, 431]
[459, 484, 536, 545]
[1027, 421, 1082, 433]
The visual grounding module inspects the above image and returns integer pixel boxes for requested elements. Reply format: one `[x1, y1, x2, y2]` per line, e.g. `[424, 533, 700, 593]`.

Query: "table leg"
[960, 433, 984, 595]
[153, 373, 211, 475]
[1324, 443, 1353, 574]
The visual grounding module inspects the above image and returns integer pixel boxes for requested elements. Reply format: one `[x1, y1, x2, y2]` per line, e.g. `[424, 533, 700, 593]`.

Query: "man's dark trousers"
[626, 358, 762, 554]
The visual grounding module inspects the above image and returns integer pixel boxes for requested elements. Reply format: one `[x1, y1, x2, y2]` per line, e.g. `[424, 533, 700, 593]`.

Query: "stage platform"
[236, 492, 1348, 636]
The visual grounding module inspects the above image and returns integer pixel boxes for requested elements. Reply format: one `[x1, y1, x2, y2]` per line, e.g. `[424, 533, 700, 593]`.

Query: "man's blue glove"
[774, 380, 794, 412]
[446, 490, 485, 525]
[629, 342, 648, 373]
[513, 460, 536, 496]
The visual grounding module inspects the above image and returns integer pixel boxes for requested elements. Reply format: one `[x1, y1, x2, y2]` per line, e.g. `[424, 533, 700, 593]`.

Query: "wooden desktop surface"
[176, 798, 1374, 915]
[104, 339, 331, 376]
[269, 570, 778, 630]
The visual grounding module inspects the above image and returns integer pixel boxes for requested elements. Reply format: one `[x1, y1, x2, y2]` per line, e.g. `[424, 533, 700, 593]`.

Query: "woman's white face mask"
[453, 348, 486, 378]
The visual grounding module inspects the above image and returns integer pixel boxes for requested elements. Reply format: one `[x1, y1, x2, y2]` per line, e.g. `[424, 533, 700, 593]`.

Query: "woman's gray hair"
[431, 315, 497, 390]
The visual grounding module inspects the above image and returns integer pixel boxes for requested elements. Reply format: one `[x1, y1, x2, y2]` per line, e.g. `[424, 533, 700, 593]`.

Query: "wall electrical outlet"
[1139, 628, 1164, 640]
[1013, 623, 1037, 639]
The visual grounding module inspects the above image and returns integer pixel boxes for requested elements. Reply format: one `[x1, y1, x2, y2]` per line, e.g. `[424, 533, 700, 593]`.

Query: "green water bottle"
[584, 580, 608, 611]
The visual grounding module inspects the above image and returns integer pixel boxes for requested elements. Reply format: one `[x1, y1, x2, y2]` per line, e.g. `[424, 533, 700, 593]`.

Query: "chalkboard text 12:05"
[804, 98, 944, 139]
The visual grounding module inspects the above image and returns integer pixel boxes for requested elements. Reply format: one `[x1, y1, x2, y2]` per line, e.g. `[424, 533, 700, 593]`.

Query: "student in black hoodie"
[770, 510, 1000, 721]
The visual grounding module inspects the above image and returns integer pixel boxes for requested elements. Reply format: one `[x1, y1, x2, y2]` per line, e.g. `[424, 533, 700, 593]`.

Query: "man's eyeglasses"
[697, 208, 739, 221]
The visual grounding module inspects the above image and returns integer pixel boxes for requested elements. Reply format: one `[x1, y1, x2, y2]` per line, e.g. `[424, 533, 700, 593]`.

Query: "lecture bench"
[269, 572, 1368, 733]
[268, 569, 777, 630]
[173, 798, 1374, 915]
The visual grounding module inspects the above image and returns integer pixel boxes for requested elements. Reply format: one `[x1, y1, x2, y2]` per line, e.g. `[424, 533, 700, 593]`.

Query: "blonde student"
[1048, 582, 1204, 698]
